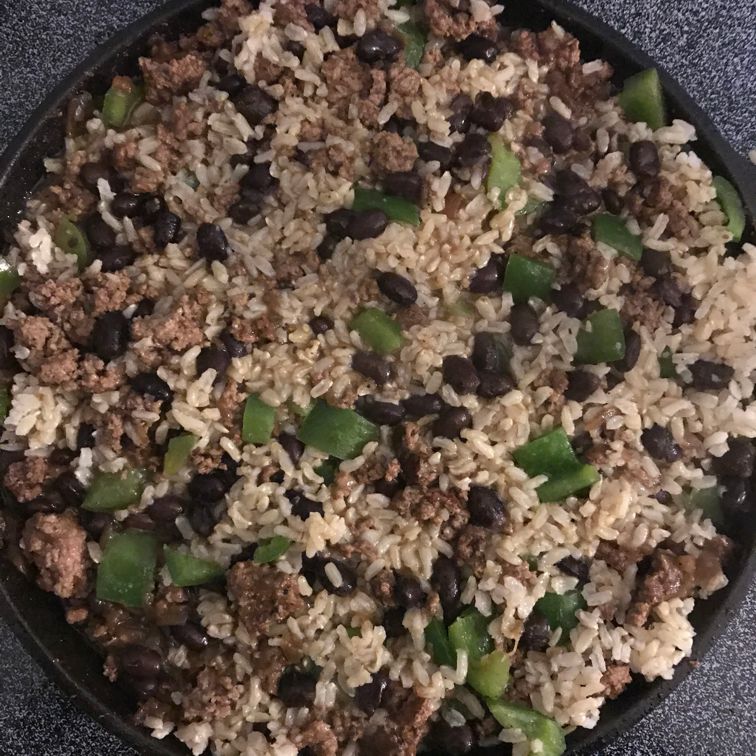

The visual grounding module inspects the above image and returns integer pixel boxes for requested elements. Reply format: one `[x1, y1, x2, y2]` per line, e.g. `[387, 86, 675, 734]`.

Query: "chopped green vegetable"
[398, 22, 426, 69]
[350, 307, 404, 355]
[164, 546, 224, 587]
[513, 428, 579, 479]
[487, 136, 522, 208]
[535, 590, 587, 637]
[486, 700, 566, 756]
[253, 535, 292, 564]
[659, 347, 677, 379]
[314, 456, 339, 484]
[425, 617, 457, 668]
[352, 185, 420, 226]
[163, 433, 197, 476]
[467, 649, 510, 698]
[535, 464, 600, 503]
[96, 530, 158, 608]
[517, 197, 546, 217]
[0, 386, 10, 424]
[575, 308, 626, 364]
[448, 607, 494, 661]
[503, 254, 555, 304]
[0, 257, 20, 305]
[345, 626, 362, 638]
[287, 399, 314, 418]
[618, 68, 667, 130]
[592, 214, 643, 261]
[53, 217, 90, 270]
[298, 401, 379, 459]
[82, 468, 147, 512]
[102, 77, 144, 128]
[678, 486, 724, 526]
[445, 294, 476, 319]
[242, 394, 276, 445]
[713, 175, 746, 242]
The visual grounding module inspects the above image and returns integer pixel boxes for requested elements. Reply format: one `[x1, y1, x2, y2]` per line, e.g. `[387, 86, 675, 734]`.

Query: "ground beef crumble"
[181, 665, 244, 722]
[371, 132, 418, 176]
[601, 663, 632, 699]
[139, 52, 208, 105]
[424, 0, 497, 41]
[4, 457, 51, 503]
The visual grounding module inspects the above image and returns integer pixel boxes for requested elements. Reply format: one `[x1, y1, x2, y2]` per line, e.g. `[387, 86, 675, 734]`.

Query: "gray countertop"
[0, 1, 754, 754]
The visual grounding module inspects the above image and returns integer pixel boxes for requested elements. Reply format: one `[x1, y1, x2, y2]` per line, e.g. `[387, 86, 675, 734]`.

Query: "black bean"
[520, 612, 551, 651]
[394, 573, 426, 608]
[171, 622, 209, 651]
[720, 476, 753, 518]
[442, 355, 480, 395]
[321, 558, 357, 595]
[689, 359, 734, 391]
[316, 233, 339, 261]
[278, 432, 305, 465]
[556, 170, 601, 215]
[356, 29, 402, 64]
[373, 476, 404, 498]
[111, 192, 145, 219]
[542, 112, 574, 154]
[28, 492, 66, 514]
[153, 210, 182, 248]
[382, 606, 406, 638]
[335, 32, 358, 48]
[119, 645, 162, 680]
[84, 215, 116, 249]
[352, 351, 393, 385]
[286, 490, 324, 520]
[354, 670, 389, 715]
[141, 195, 166, 222]
[713, 437, 755, 479]
[232, 85, 277, 125]
[347, 209, 389, 240]
[672, 292, 698, 328]
[382, 171, 423, 204]
[187, 503, 220, 537]
[123, 511, 156, 532]
[79, 162, 112, 192]
[148, 495, 185, 522]
[510, 302, 539, 346]
[83, 512, 112, 539]
[0, 326, 16, 370]
[242, 162, 277, 194]
[98, 244, 136, 272]
[613, 329, 641, 374]
[454, 132, 491, 168]
[132, 298, 154, 319]
[470, 92, 512, 132]
[217, 72, 246, 95]
[188, 473, 228, 502]
[602, 188, 623, 215]
[476, 370, 514, 398]
[196, 345, 231, 380]
[355, 396, 406, 426]
[652, 276, 683, 308]
[285, 40, 306, 59]
[309, 315, 333, 334]
[376, 270, 418, 307]
[565, 370, 600, 402]
[305, 3, 335, 30]
[556, 555, 591, 585]
[196, 223, 230, 262]
[469, 253, 506, 293]
[130, 371, 173, 403]
[539, 203, 580, 235]
[57, 471, 86, 507]
[91, 311, 129, 361]
[229, 198, 261, 225]
[448, 93, 473, 133]
[431, 555, 461, 620]
[640, 248, 672, 278]
[458, 33, 498, 62]
[628, 140, 660, 179]
[467, 484, 507, 529]
[277, 668, 317, 707]
[472, 331, 510, 374]
[641, 424, 681, 462]
[325, 210, 353, 242]
[426, 721, 474, 756]
[230, 543, 259, 567]
[401, 392, 445, 418]
[654, 489, 672, 505]
[219, 329, 249, 358]
[76, 423, 96, 449]
[432, 406, 472, 439]
[417, 140, 454, 170]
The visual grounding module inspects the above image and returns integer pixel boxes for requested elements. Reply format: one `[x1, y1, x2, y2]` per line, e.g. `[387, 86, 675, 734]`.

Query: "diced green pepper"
[425, 617, 457, 668]
[535, 464, 600, 503]
[345, 626, 362, 638]
[298, 401, 379, 459]
[517, 197, 546, 217]
[713, 176, 746, 242]
[287, 398, 314, 418]
[486, 700, 566, 756]
[351, 307, 404, 355]
[592, 214, 643, 261]
[534, 590, 587, 637]
[163, 433, 197, 476]
[659, 347, 677, 379]
[678, 486, 724, 526]
[487, 136, 522, 208]
[0, 257, 19, 306]
[314, 456, 339, 484]
[253, 535, 292, 564]
[96, 530, 158, 607]
[445, 294, 476, 319]
[53, 217, 91, 270]
[352, 185, 420, 226]
[513, 428, 579, 479]
[448, 607, 494, 661]
[102, 77, 145, 129]
[164, 546, 224, 587]
[242, 394, 276, 445]
[398, 22, 426, 69]
[503, 254, 555, 304]
[575, 308, 626, 365]
[467, 648, 510, 698]
[0, 386, 10, 424]
[83, 468, 147, 511]
[618, 68, 667, 130]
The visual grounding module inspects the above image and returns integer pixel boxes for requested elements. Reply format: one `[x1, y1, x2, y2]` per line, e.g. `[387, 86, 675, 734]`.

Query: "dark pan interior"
[0, 1, 753, 754]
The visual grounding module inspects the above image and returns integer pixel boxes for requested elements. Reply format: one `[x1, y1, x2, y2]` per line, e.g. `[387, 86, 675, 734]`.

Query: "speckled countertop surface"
[0, 1, 754, 754]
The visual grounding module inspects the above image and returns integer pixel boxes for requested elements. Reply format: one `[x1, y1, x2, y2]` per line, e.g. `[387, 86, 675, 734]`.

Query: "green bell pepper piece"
[0, 257, 19, 305]
[592, 214, 643, 261]
[297, 400, 379, 459]
[425, 616, 457, 668]
[448, 607, 494, 661]
[102, 77, 144, 128]
[242, 394, 276, 445]
[713, 176, 746, 242]
[0, 386, 10, 424]
[486, 700, 566, 756]
[54, 217, 91, 270]
[445, 294, 476, 319]
[503, 254, 555, 304]
[352, 185, 420, 226]
[163, 433, 197, 476]
[314, 456, 339, 484]
[287, 398, 314, 418]
[678, 486, 724, 526]
[345, 626, 362, 638]
[575, 308, 626, 365]
[83, 468, 147, 512]
[96, 530, 158, 607]
[467, 648, 510, 698]
[513, 428, 579, 479]
[398, 22, 426, 70]
[535, 590, 587, 636]
[618, 68, 666, 130]
[164, 546, 224, 587]
[253, 535, 292, 564]
[517, 197, 546, 217]
[487, 136, 522, 208]
[535, 464, 600, 503]
[351, 307, 405, 355]
[659, 347, 677, 379]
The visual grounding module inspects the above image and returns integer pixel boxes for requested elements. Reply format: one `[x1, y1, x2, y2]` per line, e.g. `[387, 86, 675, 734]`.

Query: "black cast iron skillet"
[0, 1, 754, 754]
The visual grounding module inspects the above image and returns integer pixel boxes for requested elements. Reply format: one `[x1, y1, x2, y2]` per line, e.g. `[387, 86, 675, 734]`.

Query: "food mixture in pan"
[0, 0, 751, 753]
